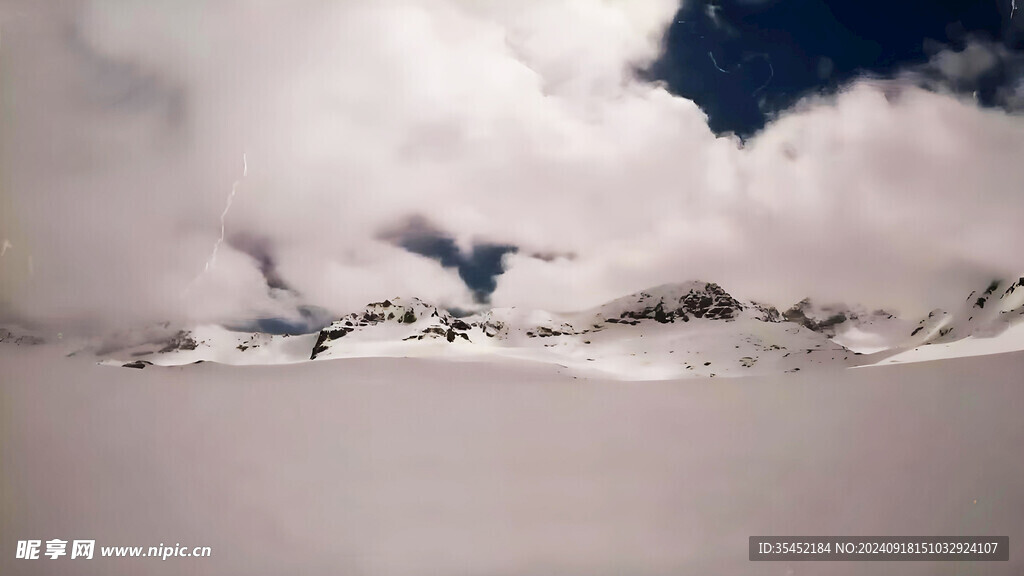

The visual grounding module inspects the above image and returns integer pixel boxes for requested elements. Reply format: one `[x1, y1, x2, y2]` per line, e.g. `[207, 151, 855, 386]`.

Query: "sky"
[649, 0, 1024, 136]
[1, 0, 1023, 333]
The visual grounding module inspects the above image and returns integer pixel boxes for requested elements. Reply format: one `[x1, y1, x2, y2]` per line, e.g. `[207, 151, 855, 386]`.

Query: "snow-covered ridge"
[859, 276, 1024, 366]
[780, 299, 910, 353]
[70, 277, 1024, 380]
[778, 276, 1024, 362]
[582, 281, 784, 325]
[300, 282, 856, 380]
[83, 282, 848, 379]
[310, 297, 503, 359]
[589, 281, 748, 323]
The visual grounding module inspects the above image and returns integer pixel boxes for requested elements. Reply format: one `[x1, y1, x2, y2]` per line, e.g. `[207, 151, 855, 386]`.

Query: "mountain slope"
[86, 277, 1024, 380]
[783, 299, 912, 353]
[94, 282, 849, 380]
[857, 277, 1024, 366]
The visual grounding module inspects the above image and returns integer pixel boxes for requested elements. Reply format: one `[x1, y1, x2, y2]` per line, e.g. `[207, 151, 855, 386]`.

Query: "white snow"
[864, 320, 1024, 365]
[3, 344, 1024, 575]
[90, 324, 319, 366]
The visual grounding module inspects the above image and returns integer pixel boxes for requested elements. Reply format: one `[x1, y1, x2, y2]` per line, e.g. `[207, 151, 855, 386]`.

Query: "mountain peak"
[593, 281, 747, 324]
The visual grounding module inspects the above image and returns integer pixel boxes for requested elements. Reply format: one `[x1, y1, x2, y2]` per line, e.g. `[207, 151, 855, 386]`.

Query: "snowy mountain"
[924, 277, 1024, 342]
[781, 276, 1024, 364]
[72, 276, 1024, 380]
[310, 297, 495, 360]
[782, 299, 912, 353]
[87, 282, 847, 380]
[73, 324, 319, 367]
[861, 276, 1024, 365]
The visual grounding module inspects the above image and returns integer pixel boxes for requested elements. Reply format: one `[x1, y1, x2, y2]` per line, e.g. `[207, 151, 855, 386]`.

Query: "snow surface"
[3, 344, 1024, 575]
[91, 324, 320, 366]
[851, 277, 1024, 367]
[865, 320, 1024, 365]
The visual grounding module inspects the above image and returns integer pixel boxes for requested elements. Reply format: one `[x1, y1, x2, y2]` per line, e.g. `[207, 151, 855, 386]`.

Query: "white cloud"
[931, 41, 1001, 82]
[1, 0, 1023, 332]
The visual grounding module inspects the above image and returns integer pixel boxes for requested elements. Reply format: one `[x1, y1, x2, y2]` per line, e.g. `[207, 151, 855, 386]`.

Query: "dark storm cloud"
[646, 0, 1024, 136]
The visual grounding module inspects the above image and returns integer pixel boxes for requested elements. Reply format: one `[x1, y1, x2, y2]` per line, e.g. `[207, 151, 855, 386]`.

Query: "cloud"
[1, 0, 1023, 333]
[931, 42, 1002, 83]
[920, 39, 1024, 111]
